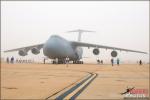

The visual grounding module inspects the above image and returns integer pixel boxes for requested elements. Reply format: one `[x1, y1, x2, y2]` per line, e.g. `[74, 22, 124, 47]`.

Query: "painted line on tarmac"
[64, 73, 97, 100]
[45, 72, 97, 100]
[45, 73, 91, 100]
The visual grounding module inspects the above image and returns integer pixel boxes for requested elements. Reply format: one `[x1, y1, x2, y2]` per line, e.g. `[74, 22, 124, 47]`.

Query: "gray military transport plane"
[4, 29, 147, 64]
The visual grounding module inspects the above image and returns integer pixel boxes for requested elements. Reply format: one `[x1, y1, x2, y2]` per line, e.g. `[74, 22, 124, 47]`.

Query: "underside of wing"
[71, 41, 147, 54]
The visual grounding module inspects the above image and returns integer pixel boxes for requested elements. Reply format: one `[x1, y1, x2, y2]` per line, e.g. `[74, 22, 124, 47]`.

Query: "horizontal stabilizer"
[67, 29, 95, 33]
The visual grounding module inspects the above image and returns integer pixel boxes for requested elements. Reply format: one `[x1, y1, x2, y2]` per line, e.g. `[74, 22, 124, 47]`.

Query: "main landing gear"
[52, 58, 83, 64]
[73, 60, 83, 64]
[52, 60, 64, 64]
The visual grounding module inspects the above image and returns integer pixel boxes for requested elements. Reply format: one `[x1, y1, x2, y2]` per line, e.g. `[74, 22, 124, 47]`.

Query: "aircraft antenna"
[67, 29, 95, 42]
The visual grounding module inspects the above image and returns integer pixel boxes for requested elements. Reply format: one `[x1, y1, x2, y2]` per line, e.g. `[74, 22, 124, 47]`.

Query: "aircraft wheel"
[53, 61, 56, 64]
[78, 61, 80, 64]
[73, 61, 75, 64]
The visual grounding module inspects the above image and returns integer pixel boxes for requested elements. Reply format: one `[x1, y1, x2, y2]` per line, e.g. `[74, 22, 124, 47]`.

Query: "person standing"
[117, 58, 120, 66]
[11, 56, 14, 64]
[66, 56, 69, 67]
[97, 59, 100, 64]
[111, 58, 114, 66]
[16, 59, 18, 63]
[6, 57, 9, 64]
[139, 60, 142, 65]
[43, 58, 46, 64]
[101, 60, 103, 64]
[56, 58, 58, 64]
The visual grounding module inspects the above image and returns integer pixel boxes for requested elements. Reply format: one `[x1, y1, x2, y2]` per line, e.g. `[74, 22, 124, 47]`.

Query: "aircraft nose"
[47, 37, 59, 49]
[43, 36, 64, 57]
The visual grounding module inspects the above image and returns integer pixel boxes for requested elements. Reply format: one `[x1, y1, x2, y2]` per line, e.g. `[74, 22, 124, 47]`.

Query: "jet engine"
[93, 48, 99, 55]
[111, 50, 117, 57]
[18, 50, 27, 56]
[31, 47, 40, 55]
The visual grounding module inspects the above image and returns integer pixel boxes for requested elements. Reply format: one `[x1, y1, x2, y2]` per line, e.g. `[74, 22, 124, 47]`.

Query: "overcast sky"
[1, 1, 149, 63]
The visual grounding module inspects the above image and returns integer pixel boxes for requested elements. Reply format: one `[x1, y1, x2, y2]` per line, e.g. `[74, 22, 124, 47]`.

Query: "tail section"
[67, 29, 95, 42]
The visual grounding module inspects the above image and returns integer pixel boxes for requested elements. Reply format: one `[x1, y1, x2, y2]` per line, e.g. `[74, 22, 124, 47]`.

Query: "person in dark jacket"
[139, 60, 142, 65]
[10, 56, 14, 64]
[111, 58, 114, 66]
[6, 57, 9, 63]
[117, 58, 120, 66]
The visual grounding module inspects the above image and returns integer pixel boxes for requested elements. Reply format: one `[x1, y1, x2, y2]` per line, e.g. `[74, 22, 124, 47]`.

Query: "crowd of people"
[6, 56, 144, 66]
[6, 56, 14, 64]
[97, 58, 143, 66]
[110, 58, 120, 66]
[6, 57, 33, 64]
[97, 59, 103, 64]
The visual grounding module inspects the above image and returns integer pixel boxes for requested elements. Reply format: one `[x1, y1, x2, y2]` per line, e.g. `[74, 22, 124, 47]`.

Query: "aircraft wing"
[71, 41, 147, 54]
[4, 43, 44, 52]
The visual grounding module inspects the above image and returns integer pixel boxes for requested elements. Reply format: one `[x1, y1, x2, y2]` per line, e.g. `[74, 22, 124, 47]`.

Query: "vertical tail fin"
[67, 29, 95, 42]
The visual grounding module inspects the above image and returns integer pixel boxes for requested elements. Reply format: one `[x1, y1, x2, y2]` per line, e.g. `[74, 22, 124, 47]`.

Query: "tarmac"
[1, 63, 149, 99]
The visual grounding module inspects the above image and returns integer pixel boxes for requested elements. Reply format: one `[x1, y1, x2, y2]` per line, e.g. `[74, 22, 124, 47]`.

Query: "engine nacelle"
[111, 50, 117, 57]
[31, 47, 40, 55]
[18, 50, 27, 56]
[93, 48, 100, 55]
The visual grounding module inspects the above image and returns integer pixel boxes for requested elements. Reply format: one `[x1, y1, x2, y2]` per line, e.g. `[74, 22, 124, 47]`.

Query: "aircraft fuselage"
[43, 35, 82, 61]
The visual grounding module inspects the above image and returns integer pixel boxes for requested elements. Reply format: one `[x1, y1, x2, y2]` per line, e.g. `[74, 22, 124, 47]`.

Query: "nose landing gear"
[52, 58, 64, 64]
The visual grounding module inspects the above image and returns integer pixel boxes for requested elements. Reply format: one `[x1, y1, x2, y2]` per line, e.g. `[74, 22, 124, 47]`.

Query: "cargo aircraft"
[4, 29, 147, 64]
